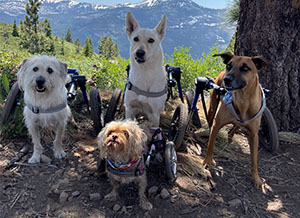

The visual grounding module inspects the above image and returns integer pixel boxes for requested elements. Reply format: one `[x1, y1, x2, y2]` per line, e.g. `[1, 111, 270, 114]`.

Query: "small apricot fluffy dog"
[17, 55, 71, 163]
[97, 120, 153, 210]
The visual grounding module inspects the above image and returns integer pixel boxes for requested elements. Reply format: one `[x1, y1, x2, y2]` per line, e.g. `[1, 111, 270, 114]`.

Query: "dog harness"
[223, 84, 266, 123]
[126, 80, 168, 98]
[26, 100, 68, 114]
[106, 144, 147, 177]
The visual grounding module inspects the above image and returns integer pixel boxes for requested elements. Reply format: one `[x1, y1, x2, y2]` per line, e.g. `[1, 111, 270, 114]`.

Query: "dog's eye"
[241, 64, 250, 72]
[107, 131, 113, 136]
[148, 38, 155, 43]
[226, 63, 232, 71]
[33, 67, 39, 72]
[133, 37, 139, 42]
[47, 68, 53, 74]
[123, 131, 129, 138]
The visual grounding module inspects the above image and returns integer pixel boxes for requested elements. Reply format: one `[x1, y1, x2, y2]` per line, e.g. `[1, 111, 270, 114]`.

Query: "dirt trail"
[1, 99, 300, 218]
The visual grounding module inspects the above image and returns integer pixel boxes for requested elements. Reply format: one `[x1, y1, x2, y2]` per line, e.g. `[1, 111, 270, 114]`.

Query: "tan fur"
[203, 53, 267, 189]
[97, 120, 153, 210]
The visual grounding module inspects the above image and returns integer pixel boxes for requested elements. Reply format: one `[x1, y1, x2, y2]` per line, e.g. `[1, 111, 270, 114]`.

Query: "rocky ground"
[1, 96, 300, 218]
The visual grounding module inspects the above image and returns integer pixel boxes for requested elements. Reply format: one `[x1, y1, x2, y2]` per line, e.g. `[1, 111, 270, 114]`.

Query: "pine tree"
[60, 38, 65, 56]
[65, 28, 73, 43]
[12, 18, 19, 37]
[83, 37, 93, 57]
[98, 35, 119, 59]
[20, 0, 42, 53]
[75, 38, 81, 54]
[225, 0, 240, 25]
[40, 18, 52, 37]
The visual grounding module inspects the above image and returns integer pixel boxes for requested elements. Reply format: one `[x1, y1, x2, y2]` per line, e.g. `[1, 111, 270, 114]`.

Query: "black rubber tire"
[164, 141, 177, 183]
[90, 88, 103, 132]
[168, 103, 188, 151]
[185, 90, 201, 128]
[259, 107, 279, 152]
[104, 88, 122, 125]
[0, 82, 21, 125]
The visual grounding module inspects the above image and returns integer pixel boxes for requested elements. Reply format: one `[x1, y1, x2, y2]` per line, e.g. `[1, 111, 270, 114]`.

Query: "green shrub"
[165, 45, 224, 91]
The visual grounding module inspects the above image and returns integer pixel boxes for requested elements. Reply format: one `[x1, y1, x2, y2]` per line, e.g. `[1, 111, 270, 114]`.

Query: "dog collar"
[26, 100, 68, 114]
[106, 144, 147, 177]
[127, 80, 168, 98]
[223, 84, 266, 124]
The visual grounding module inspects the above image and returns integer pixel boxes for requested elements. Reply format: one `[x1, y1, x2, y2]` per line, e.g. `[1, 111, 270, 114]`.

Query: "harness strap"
[127, 80, 168, 98]
[26, 100, 68, 114]
[223, 84, 266, 124]
[106, 157, 145, 177]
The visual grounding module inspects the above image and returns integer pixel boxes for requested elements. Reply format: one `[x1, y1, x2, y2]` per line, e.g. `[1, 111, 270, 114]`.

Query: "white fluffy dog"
[17, 55, 71, 163]
[124, 12, 167, 127]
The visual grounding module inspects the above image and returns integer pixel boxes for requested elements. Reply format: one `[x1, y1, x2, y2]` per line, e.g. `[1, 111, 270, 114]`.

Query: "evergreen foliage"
[98, 35, 119, 59]
[83, 37, 93, 57]
[65, 28, 73, 43]
[75, 38, 81, 54]
[225, 0, 240, 25]
[12, 19, 19, 37]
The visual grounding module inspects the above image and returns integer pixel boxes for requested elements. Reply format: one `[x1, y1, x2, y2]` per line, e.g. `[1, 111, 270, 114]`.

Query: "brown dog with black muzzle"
[203, 52, 267, 189]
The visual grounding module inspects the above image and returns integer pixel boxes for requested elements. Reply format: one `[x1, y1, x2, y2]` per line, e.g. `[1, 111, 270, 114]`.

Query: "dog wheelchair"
[91, 64, 185, 183]
[167, 65, 279, 152]
[0, 68, 89, 125]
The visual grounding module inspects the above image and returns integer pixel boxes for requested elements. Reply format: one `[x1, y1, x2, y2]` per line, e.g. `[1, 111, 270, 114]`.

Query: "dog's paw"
[105, 191, 118, 201]
[140, 197, 153, 210]
[28, 154, 41, 164]
[53, 148, 66, 159]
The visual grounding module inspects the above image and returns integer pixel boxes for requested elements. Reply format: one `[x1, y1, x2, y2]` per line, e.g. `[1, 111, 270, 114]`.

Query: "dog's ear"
[58, 60, 68, 79]
[155, 15, 167, 41]
[17, 58, 29, 90]
[252, 56, 267, 71]
[213, 52, 234, 64]
[97, 125, 108, 159]
[126, 11, 139, 37]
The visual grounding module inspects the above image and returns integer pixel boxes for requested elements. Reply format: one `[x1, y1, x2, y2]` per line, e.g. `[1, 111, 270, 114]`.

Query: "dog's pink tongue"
[107, 141, 113, 147]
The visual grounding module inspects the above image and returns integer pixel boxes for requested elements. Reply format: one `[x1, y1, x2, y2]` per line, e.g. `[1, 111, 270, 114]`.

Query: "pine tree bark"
[234, 0, 300, 131]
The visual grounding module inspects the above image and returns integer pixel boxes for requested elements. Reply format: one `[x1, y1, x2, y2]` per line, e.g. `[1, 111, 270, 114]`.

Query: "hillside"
[0, 22, 84, 58]
[0, 0, 235, 58]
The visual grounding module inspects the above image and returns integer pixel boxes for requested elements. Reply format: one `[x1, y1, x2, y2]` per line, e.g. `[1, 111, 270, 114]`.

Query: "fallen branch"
[14, 162, 57, 168]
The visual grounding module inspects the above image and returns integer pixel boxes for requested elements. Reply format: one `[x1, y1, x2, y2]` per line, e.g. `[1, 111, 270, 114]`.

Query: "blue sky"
[79, 0, 229, 9]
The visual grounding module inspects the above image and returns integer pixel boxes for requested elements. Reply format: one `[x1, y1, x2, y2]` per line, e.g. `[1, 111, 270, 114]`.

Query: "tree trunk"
[234, 0, 300, 132]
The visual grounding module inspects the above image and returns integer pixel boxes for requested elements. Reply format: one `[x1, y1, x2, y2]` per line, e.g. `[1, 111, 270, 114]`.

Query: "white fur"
[17, 55, 71, 163]
[124, 12, 167, 127]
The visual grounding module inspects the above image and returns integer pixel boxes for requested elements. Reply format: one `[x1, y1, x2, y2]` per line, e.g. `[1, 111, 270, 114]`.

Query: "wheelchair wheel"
[104, 88, 122, 125]
[185, 90, 201, 128]
[90, 88, 103, 132]
[168, 103, 188, 151]
[164, 141, 177, 183]
[0, 82, 21, 125]
[259, 107, 279, 152]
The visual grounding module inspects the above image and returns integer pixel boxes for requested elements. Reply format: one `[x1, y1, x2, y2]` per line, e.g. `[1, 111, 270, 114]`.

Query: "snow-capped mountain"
[0, 0, 234, 58]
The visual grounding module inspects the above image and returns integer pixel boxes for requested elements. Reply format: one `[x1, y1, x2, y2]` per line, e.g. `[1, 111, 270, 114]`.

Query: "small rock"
[144, 211, 151, 218]
[89, 193, 102, 201]
[59, 191, 69, 203]
[160, 188, 170, 199]
[72, 191, 80, 197]
[148, 186, 158, 197]
[228, 198, 242, 208]
[113, 204, 121, 212]
[58, 212, 65, 218]
[121, 206, 127, 213]
[227, 178, 235, 184]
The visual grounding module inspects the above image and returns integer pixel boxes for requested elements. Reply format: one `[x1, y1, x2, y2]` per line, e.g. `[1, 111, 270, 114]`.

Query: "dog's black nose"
[136, 49, 145, 58]
[36, 76, 45, 87]
[112, 135, 118, 140]
[223, 75, 233, 86]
